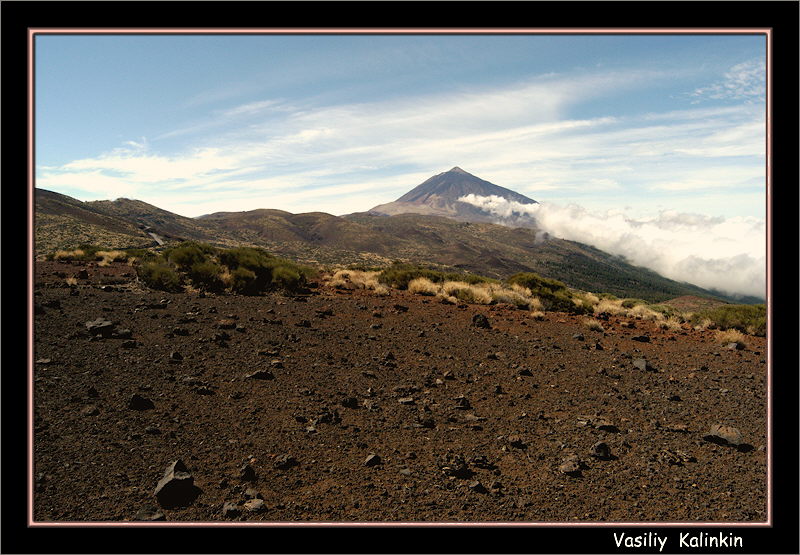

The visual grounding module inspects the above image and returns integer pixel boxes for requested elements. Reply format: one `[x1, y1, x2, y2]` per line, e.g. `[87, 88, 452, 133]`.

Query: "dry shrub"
[595, 299, 626, 315]
[486, 283, 531, 308]
[329, 269, 384, 291]
[96, 250, 127, 266]
[659, 316, 683, 332]
[54, 249, 85, 261]
[627, 304, 664, 321]
[65, 277, 78, 286]
[442, 281, 493, 304]
[584, 318, 605, 332]
[509, 283, 532, 297]
[408, 277, 440, 296]
[529, 310, 545, 320]
[715, 328, 748, 348]
[694, 317, 713, 331]
[528, 296, 543, 312]
[436, 293, 458, 304]
[581, 292, 601, 306]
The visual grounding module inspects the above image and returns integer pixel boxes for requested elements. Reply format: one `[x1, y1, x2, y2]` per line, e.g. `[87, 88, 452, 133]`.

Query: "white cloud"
[458, 194, 766, 299]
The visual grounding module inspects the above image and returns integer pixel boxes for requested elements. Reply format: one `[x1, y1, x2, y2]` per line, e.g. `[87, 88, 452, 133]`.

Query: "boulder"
[154, 460, 199, 508]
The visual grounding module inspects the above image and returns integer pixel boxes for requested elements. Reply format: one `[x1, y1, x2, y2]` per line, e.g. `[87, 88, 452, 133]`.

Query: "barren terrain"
[32, 261, 767, 523]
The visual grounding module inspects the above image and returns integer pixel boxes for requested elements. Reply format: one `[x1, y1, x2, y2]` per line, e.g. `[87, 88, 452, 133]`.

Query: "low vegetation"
[48, 246, 766, 337]
[127, 242, 316, 294]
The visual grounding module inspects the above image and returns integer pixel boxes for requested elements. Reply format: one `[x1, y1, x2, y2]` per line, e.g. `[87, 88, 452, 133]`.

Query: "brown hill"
[34, 188, 730, 303]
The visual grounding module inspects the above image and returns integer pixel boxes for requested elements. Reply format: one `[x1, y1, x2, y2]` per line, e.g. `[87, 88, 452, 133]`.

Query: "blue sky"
[34, 32, 767, 297]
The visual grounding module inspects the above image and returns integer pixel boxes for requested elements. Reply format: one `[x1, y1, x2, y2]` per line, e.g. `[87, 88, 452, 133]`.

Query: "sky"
[34, 32, 768, 298]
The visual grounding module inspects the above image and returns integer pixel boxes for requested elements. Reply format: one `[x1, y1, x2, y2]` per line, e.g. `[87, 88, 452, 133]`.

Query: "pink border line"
[27, 27, 773, 529]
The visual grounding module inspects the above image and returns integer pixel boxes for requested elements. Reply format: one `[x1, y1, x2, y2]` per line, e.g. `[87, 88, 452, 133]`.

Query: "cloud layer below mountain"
[459, 194, 766, 300]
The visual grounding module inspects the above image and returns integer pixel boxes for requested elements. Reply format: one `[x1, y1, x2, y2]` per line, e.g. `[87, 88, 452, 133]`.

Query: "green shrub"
[164, 242, 217, 270]
[229, 266, 257, 294]
[271, 264, 304, 292]
[506, 272, 591, 314]
[691, 304, 766, 336]
[188, 261, 225, 292]
[137, 262, 183, 292]
[378, 263, 494, 290]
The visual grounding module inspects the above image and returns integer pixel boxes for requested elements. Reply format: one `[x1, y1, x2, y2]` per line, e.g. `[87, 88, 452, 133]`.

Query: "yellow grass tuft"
[594, 299, 626, 315]
[54, 248, 85, 261]
[584, 318, 605, 332]
[694, 317, 713, 331]
[715, 328, 748, 347]
[408, 277, 440, 296]
[627, 304, 664, 321]
[529, 310, 545, 320]
[659, 316, 683, 332]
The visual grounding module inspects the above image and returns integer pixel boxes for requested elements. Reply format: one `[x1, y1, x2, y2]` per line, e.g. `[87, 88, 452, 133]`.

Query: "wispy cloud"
[691, 59, 766, 102]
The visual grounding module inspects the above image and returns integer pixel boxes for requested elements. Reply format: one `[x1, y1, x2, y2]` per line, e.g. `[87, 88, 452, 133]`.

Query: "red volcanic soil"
[32, 261, 768, 523]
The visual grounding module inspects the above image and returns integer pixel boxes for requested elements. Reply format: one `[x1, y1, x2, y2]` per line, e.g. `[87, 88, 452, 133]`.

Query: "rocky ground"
[32, 261, 768, 523]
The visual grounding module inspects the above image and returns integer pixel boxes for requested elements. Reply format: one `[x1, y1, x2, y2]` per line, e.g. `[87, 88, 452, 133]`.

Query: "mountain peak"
[448, 166, 470, 174]
[367, 167, 537, 222]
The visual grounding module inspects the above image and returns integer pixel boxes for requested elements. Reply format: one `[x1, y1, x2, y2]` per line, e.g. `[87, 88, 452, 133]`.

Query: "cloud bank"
[459, 194, 766, 300]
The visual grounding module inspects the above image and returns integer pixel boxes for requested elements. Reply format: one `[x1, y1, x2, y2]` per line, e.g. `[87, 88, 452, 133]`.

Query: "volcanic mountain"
[367, 166, 538, 225]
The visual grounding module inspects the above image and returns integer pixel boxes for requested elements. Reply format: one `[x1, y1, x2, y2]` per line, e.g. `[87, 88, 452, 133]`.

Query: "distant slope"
[34, 189, 155, 255]
[35, 188, 735, 303]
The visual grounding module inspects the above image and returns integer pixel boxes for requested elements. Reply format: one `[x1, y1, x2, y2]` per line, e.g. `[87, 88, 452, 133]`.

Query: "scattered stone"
[590, 441, 612, 460]
[273, 454, 298, 470]
[631, 335, 651, 343]
[572, 333, 585, 341]
[398, 397, 415, 405]
[472, 314, 491, 329]
[559, 454, 583, 476]
[244, 487, 263, 499]
[593, 418, 619, 433]
[439, 453, 472, 479]
[632, 358, 657, 372]
[364, 454, 382, 467]
[295, 319, 312, 328]
[169, 351, 183, 363]
[726, 342, 745, 351]
[121, 340, 137, 348]
[239, 464, 257, 482]
[128, 394, 155, 411]
[705, 423, 744, 446]
[80, 404, 99, 417]
[217, 319, 237, 330]
[453, 395, 471, 410]
[221, 502, 241, 518]
[85, 318, 114, 338]
[243, 498, 266, 513]
[468, 480, 488, 493]
[133, 506, 166, 521]
[154, 460, 198, 508]
[244, 369, 275, 380]
[341, 397, 360, 409]
[508, 435, 527, 449]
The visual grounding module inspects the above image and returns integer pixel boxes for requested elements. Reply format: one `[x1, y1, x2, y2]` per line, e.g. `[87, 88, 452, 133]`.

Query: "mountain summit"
[368, 167, 537, 223]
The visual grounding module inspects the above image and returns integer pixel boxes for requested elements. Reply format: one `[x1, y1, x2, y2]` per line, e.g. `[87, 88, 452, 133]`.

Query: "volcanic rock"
[154, 460, 199, 509]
